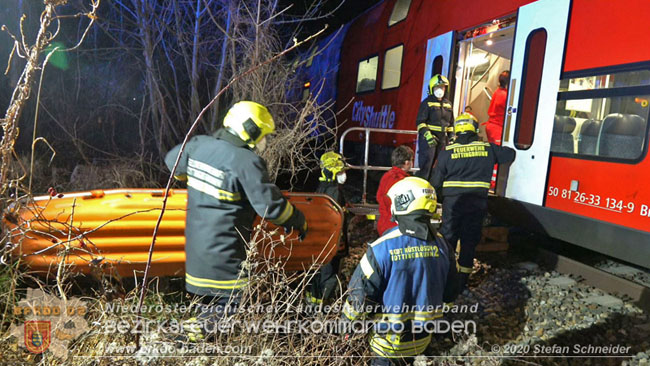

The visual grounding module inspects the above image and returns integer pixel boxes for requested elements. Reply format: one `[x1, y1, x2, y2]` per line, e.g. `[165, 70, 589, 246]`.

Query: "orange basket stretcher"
[3, 189, 344, 277]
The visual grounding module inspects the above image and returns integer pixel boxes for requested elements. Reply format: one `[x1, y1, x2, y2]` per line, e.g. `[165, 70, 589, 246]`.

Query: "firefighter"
[317, 151, 347, 206]
[376, 145, 413, 235]
[432, 113, 515, 290]
[165, 101, 307, 338]
[343, 177, 460, 365]
[305, 151, 349, 305]
[415, 74, 454, 181]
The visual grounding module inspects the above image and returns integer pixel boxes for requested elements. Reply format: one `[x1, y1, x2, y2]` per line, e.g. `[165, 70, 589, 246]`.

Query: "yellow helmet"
[223, 101, 275, 148]
[454, 113, 479, 135]
[319, 151, 346, 182]
[387, 176, 437, 216]
[429, 74, 449, 95]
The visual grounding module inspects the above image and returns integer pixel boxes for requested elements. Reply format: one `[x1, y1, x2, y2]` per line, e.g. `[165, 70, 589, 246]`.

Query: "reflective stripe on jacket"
[415, 95, 454, 141]
[165, 130, 293, 296]
[432, 134, 515, 197]
[343, 226, 458, 356]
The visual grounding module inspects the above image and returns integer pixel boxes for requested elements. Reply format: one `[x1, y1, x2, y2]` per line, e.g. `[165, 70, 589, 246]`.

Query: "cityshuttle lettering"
[352, 101, 396, 129]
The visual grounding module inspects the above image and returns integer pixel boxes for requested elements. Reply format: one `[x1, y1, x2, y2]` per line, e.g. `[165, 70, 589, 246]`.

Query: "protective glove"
[423, 130, 438, 147]
[282, 207, 308, 240]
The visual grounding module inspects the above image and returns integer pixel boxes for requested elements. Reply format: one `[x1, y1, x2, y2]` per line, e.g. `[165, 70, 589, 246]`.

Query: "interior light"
[466, 51, 489, 67]
[486, 40, 494, 46]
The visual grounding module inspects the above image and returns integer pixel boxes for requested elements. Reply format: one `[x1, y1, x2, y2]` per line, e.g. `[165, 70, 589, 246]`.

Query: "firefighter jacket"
[165, 129, 301, 297]
[416, 95, 454, 143]
[343, 219, 460, 358]
[432, 134, 516, 198]
[316, 181, 345, 207]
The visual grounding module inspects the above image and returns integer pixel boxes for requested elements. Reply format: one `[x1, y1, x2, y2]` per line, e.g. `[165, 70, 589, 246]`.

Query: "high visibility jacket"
[432, 134, 515, 197]
[486, 87, 508, 144]
[165, 130, 296, 296]
[416, 95, 454, 142]
[343, 225, 459, 358]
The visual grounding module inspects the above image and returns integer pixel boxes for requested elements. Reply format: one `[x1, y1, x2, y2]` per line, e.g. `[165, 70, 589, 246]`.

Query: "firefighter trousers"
[440, 195, 488, 275]
[415, 136, 443, 181]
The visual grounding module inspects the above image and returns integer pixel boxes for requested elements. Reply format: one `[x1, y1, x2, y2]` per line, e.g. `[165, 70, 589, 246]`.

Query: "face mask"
[336, 172, 347, 184]
[256, 137, 267, 153]
[433, 87, 444, 99]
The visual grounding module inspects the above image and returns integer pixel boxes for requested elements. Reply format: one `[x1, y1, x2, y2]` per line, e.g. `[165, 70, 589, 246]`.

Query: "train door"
[500, 0, 571, 205]
[421, 31, 455, 100]
[452, 22, 515, 138]
[416, 31, 455, 168]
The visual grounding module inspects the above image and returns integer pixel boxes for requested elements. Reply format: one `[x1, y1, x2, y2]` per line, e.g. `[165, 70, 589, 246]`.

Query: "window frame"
[387, 0, 412, 27]
[514, 28, 548, 151]
[551, 63, 650, 165]
[355, 54, 380, 94]
[431, 55, 443, 79]
[381, 43, 405, 91]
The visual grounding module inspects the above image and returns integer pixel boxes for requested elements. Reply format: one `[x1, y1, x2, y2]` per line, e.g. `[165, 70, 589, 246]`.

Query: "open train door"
[499, 0, 571, 205]
[416, 31, 455, 168]
[421, 31, 455, 99]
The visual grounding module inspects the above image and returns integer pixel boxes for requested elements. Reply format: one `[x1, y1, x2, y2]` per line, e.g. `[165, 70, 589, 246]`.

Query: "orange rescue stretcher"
[2, 189, 344, 277]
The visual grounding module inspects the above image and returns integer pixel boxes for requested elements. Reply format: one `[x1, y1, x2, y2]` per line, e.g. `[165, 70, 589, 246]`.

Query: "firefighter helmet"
[223, 101, 275, 148]
[453, 113, 479, 135]
[387, 176, 437, 216]
[428, 74, 450, 95]
[319, 151, 346, 182]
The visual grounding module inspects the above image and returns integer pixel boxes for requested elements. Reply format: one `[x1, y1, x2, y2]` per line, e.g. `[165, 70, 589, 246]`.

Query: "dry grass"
[0, 219, 369, 365]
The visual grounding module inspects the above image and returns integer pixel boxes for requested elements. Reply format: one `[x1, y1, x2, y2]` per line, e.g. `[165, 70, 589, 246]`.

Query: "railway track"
[416, 228, 650, 365]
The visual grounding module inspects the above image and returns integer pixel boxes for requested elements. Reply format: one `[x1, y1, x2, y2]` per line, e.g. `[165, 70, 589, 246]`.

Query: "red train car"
[301, 0, 650, 268]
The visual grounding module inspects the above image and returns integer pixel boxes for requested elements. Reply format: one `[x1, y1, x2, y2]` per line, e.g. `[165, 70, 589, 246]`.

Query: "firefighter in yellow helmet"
[302, 151, 349, 306]
[432, 113, 515, 291]
[415, 74, 454, 181]
[317, 151, 348, 206]
[343, 177, 460, 365]
[165, 101, 308, 338]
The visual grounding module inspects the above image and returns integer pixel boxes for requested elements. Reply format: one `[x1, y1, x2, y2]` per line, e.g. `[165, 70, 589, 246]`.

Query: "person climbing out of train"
[305, 151, 350, 305]
[432, 113, 515, 292]
[342, 176, 460, 366]
[164, 101, 308, 341]
[376, 145, 414, 236]
[415, 74, 455, 181]
[485, 70, 510, 190]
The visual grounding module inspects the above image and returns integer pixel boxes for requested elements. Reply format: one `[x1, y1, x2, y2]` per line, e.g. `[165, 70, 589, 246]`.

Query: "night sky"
[281, 0, 382, 36]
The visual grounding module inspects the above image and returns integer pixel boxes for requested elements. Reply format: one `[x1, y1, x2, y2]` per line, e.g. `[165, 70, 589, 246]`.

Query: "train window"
[554, 66, 650, 160]
[381, 45, 403, 90]
[514, 28, 547, 150]
[356, 56, 379, 93]
[558, 70, 650, 92]
[388, 0, 411, 26]
[432, 55, 443, 78]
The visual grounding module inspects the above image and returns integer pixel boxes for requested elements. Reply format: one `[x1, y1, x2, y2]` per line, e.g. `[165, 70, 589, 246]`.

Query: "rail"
[339, 127, 418, 204]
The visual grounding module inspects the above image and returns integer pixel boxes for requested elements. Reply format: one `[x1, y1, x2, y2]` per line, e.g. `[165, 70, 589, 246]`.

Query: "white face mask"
[433, 87, 445, 99]
[256, 136, 267, 153]
[336, 172, 347, 184]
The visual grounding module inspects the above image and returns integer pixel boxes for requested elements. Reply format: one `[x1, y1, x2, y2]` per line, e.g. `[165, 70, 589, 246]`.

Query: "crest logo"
[24, 321, 51, 354]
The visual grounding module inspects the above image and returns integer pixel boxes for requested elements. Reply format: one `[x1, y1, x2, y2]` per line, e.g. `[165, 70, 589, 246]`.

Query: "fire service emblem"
[24, 321, 51, 354]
